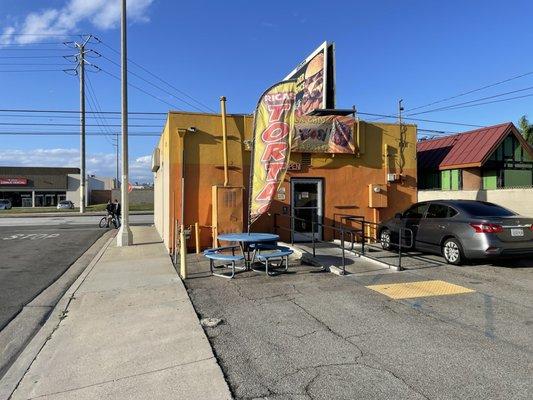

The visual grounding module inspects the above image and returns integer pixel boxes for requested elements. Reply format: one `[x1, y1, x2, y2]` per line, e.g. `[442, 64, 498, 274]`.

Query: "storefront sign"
[249, 80, 297, 225]
[292, 115, 356, 153]
[0, 178, 28, 185]
[284, 41, 335, 117]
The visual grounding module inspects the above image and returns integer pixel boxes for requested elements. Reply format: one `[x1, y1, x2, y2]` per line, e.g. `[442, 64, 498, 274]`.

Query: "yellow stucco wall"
[153, 111, 418, 250]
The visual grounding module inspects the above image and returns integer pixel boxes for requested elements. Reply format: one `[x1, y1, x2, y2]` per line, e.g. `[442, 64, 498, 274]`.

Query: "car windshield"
[0, 200, 8, 204]
[458, 202, 516, 217]
[59, 201, 69, 204]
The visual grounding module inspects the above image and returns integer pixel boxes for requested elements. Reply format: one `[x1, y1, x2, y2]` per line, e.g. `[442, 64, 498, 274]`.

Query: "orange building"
[152, 110, 418, 253]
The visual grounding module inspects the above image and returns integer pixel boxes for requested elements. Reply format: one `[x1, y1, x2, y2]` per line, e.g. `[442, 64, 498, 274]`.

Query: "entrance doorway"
[291, 178, 323, 242]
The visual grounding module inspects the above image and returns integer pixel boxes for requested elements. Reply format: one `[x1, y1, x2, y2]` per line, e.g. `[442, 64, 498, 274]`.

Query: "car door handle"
[438, 225, 446, 229]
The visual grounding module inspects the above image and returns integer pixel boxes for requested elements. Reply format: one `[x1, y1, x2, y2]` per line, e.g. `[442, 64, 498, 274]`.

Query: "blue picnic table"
[218, 232, 279, 270]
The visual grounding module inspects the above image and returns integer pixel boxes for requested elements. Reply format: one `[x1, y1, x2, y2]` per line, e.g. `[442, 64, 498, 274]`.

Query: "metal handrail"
[273, 213, 413, 272]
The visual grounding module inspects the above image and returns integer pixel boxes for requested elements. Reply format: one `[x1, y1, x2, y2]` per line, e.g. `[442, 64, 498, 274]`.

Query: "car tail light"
[470, 223, 503, 234]
[530, 224, 533, 232]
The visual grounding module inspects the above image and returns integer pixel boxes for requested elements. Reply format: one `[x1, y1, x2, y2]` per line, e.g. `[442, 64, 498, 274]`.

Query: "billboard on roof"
[283, 41, 335, 117]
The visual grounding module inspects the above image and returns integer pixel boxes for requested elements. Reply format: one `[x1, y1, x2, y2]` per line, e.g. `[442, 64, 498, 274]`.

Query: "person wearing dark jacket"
[105, 200, 115, 228]
[114, 199, 121, 227]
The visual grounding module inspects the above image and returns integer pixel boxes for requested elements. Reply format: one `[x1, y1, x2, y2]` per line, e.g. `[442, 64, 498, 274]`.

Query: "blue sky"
[1, 0, 533, 182]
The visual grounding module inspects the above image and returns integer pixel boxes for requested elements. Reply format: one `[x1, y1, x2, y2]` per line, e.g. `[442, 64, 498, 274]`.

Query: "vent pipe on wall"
[220, 96, 229, 186]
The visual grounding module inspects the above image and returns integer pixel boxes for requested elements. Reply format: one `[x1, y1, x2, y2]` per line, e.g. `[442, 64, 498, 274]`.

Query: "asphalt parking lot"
[185, 255, 533, 400]
[0, 224, 104, 330]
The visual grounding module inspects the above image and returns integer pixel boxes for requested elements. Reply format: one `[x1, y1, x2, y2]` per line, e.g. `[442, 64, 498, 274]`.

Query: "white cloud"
[0, 0, 154, 45]
[0, 148, 153, 183]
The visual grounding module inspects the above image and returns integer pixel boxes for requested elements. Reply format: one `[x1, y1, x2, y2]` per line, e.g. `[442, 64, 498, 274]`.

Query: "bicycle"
[99, 214, 118, 229]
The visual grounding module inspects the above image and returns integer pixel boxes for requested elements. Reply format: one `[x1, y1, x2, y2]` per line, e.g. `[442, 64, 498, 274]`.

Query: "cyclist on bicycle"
[105, 200, 115, 228]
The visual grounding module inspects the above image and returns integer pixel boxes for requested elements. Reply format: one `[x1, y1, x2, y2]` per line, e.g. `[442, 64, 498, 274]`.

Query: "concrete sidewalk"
[3, 226, 231, 400]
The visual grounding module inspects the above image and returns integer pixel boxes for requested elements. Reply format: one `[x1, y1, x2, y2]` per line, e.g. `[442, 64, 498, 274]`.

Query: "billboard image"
[284, 41, 335, 117]
[292, 115, 356, 154]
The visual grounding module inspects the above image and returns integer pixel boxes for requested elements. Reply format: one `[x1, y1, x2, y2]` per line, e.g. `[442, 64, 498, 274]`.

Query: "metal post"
[341, 227, 346, 275]
[79, 44, 86, 213]
[173, 219, 178, 265]
[220, 96, 229, 187]
[115, 132, 119, 188]
[117, 0, 133, 246]
[290, 215, 294, 246]
[311, 217, 316, 257]
[398, 224, 403, 271]
[180, 224, 187, 279]
[195, 222, 200, 254]
[361, 220, 365, 255]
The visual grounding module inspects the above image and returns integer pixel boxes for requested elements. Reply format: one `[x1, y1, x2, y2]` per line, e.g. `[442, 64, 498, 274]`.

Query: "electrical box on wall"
[387, 173, 399, 182]
[212, 185, 244, 238]
[368, 184, 388, 208]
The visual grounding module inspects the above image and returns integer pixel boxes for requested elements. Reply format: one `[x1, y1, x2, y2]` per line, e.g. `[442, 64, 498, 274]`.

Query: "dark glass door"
[291, 179, 322, 242]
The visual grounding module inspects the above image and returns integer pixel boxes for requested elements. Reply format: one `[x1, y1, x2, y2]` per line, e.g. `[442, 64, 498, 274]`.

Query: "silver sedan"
[378, 200, 533, 265]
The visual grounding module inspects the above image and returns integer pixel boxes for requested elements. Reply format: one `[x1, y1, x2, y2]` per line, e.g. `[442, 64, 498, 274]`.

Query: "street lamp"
[117, 0, 133, 246]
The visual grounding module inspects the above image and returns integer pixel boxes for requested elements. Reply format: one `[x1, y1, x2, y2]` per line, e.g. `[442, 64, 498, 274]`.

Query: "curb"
[0, 231, 116, 400]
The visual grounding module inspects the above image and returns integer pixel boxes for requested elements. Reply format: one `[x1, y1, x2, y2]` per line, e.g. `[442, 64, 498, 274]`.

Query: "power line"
[357, 111, 484, 128]
[0, 55, 71, 59]
[0, 63, 72, 66]
[95, 38, 217, 113]
[406, 71, 533, 112]
[0, 108, 167, 115]
[99, 67, 185, 111]
[417, 92, 533, 113]
[418, 128, 458, 134]
[0, 42, 66, 46]
[85, 85, 116, 145]
[0, 131, 161, 137]
[0, 48, 73, 51]
[0, 69, 65, 72]
[86, 73, 118, 139]
[97, 52, 207, 112]
[1, 33, 83, 37]
[0, 113, 164, 120]
[0, 121, 162, 128]
[408, 85, 533, 116]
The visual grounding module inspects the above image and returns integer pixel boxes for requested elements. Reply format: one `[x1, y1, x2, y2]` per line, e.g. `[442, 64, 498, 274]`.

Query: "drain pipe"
[178, 128, 188, 279]
[220, 96, 229, 186]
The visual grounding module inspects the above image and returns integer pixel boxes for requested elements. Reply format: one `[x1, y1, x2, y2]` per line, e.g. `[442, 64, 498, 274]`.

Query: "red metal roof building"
[417, 122, 533, 190]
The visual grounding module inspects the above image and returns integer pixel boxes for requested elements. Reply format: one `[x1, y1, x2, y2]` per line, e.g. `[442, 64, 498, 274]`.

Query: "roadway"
[0, 214, 153, 330]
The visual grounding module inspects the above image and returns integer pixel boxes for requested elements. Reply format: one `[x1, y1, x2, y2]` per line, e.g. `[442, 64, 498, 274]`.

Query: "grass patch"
[0, 203, 153, 214]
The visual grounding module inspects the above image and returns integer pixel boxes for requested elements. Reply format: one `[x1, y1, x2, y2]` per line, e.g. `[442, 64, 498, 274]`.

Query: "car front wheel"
[380, 229, 392, 250]
[442, 238, 464, 265]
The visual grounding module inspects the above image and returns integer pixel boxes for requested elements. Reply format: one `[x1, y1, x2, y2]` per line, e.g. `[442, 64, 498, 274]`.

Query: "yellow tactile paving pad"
[366, 280, 475, 299]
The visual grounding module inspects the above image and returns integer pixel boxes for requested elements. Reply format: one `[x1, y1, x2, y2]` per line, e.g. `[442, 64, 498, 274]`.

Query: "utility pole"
[69, 36, 92, 213]
[64, 36, 101, 210]
[79, 43, 86, 213]
[398, 99, 405, 176]
[117, 0, 133, 246]
[115, 133, 119, 188]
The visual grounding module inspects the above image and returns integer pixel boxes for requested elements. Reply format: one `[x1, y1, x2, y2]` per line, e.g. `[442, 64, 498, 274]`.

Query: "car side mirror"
[395, 212, 403, 219]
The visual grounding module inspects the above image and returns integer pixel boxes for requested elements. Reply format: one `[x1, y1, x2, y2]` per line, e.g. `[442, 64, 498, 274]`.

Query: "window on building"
[441, 169, 461, 190]
[482, 169, 497, 189]
[419, 170, 440, 190]
[483, 133, 533, 188]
